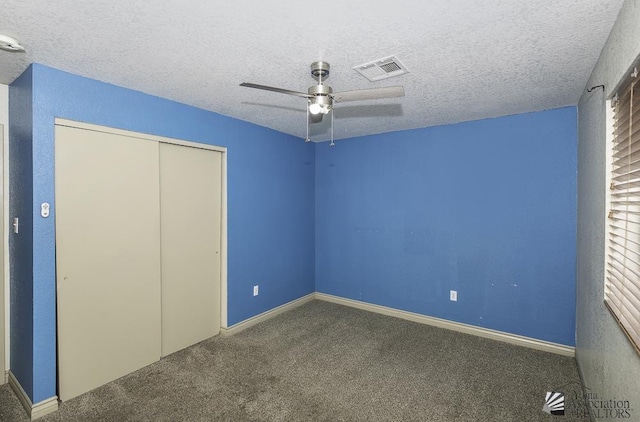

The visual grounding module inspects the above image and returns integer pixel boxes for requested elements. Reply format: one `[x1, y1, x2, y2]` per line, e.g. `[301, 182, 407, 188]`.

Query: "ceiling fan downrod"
[308, 61, 334, 115]
[308, 61, 335, 145]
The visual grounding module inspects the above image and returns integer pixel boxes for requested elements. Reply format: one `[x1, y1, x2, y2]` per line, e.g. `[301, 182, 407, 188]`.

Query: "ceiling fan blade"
[239, 82, 312, 99]
[332, 86, 405, 103]
[308, 113, 324, 124]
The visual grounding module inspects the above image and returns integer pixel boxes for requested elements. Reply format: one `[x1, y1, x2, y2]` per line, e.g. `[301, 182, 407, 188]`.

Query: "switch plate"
[253, 285, 259, 296]
[450, 290, 457, 301]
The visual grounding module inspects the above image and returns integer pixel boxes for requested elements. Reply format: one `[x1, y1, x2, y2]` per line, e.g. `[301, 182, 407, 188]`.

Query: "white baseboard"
[8, 371, 58, 420]
[220, 293, 315, 337]
[315, 292, 575, 357]
[4, 369, 8, 384]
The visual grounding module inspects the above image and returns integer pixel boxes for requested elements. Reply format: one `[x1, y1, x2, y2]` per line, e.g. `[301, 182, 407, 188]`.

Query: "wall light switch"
[450, 290, 458, 302]
[41, 202, 50, 218]
[13, 217, 19, 234]
[253, 285, 259, 296]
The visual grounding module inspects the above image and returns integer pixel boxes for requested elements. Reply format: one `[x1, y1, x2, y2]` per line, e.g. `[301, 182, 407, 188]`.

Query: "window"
[606, 64, 640, 353]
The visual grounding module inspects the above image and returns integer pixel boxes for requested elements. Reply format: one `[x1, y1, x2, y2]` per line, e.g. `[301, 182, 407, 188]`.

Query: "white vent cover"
[353, 56, 409, 81]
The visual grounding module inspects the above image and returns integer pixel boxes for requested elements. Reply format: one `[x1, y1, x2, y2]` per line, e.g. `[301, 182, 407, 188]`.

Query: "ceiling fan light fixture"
[308, 95, 332, 115]
[308, 103, 322, 115]
[308, 104, 331, 115]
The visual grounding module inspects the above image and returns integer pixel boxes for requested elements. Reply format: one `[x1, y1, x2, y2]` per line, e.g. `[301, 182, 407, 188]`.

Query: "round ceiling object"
[310, 61, 330, 81]
[0, 34, 25, 52]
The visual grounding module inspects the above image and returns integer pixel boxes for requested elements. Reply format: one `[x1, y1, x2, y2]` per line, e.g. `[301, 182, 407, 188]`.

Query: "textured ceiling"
[0, 0, 626, 141]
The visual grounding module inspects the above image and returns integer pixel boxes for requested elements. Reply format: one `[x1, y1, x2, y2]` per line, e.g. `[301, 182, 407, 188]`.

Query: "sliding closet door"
[160, 143, 222, 357]
[56, 125, 162, 401]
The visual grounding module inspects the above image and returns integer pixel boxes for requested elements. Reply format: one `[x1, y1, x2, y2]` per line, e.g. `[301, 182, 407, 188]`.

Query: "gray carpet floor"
[0, 300, 585, 421]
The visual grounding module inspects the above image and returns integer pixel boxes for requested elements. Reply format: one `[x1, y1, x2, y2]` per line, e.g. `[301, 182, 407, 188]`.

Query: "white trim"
[8, 371, 59, 420]
[220, 293, 315, 336]
[315, 293, 575, 357]
[54, 118, 227, 153]
[220, 153, 228, 329]
[1, 84, 9, 377]
[0, 122, 5, 382]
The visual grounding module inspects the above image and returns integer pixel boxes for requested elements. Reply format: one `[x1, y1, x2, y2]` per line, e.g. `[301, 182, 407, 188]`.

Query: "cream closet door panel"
[55, 126, 162, 401]
[160, 143, 221, 357]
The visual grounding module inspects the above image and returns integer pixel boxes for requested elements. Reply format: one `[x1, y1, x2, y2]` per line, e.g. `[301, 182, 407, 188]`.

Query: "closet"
[55, 122, 223, 401]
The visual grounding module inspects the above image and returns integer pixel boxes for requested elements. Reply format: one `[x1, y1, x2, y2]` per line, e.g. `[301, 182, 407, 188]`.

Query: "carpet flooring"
[0, 300, 585, 421]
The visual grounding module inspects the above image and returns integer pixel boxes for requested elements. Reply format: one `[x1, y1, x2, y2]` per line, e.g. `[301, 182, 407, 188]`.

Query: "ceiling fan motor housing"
[308, 84, 332, 96]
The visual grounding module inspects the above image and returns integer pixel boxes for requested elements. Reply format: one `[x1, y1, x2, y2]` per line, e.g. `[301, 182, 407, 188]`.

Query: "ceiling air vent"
[353, 56, 409, 82]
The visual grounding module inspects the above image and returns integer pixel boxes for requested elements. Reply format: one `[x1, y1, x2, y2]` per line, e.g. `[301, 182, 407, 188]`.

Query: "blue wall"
[315, 107, 577, 346]
[10, 63, 578, 404]
[10, 64, 316, 402]
[9, 66, 34, 400]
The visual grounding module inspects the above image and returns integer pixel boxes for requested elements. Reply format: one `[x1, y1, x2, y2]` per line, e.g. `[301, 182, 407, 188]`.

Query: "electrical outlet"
[450, 290, 457, 302]
[253, 285, 259, 296]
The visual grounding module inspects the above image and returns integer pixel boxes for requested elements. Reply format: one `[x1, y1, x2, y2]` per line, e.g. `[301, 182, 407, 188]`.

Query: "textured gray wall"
[576, 0, 640, 407]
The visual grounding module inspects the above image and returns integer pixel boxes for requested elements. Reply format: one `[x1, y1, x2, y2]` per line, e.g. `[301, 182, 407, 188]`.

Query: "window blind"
[606, 66, 640, 353]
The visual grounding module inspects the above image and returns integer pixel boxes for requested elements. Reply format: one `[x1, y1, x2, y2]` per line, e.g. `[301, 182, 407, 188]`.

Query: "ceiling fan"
[240, 61, 405, 145]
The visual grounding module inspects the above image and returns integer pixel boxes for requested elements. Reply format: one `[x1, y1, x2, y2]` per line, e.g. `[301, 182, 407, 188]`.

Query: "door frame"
[54, 118, 229, 328]
[0, 124, 5, 383]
